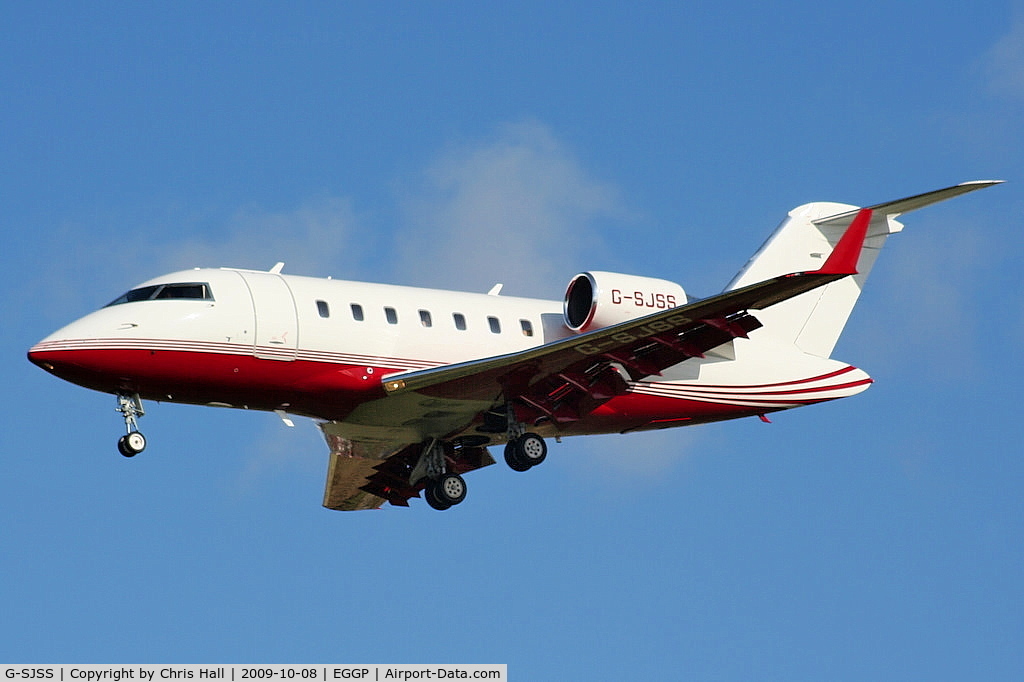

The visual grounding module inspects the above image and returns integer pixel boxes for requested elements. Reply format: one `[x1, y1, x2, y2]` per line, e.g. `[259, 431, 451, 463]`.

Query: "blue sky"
[3, 2, 1023, 678]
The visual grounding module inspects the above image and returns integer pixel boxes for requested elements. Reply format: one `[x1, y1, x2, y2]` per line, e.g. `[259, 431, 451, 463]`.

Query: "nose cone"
[27, 342, 54, 371]
[28, 329, 99, 387]
[29, 323, 75, 373]
[27, 310, 138, 392]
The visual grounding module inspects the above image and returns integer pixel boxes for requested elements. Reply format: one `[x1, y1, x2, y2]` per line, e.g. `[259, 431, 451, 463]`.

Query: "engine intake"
[563, 271, 687, 333]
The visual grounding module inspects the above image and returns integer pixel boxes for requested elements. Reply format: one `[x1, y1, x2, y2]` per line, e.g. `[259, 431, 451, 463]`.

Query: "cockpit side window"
[154, 283, 212, 300]
[106, 285, 160, 306]
[105, 282, 214, 307]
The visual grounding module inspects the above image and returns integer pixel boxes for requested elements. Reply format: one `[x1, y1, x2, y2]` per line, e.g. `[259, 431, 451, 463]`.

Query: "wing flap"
[322, 434, 390, 511]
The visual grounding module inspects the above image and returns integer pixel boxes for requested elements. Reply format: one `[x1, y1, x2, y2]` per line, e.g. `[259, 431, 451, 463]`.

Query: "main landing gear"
[115, 393, 147, 457]
[412, 439, 470, 511]
[417, 406, 552, 510]
[416, 431, 549, 510]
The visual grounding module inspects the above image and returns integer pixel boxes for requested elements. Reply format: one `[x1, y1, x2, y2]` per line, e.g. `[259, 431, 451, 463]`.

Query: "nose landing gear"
[115, 393, 147, 457]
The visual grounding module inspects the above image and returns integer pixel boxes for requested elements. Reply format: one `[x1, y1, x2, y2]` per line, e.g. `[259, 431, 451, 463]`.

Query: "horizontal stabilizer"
[814, 180, 1003, 227]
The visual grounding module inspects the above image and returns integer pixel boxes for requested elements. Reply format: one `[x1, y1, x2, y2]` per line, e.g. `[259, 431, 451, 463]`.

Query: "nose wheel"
[115, 393, 147, 457]
[117, 431, 147, 457]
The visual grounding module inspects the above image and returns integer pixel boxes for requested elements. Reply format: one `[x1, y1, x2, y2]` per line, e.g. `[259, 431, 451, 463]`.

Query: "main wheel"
[504, 442, 532, 471]
[433, 472, 467, 507]
[513, 432, 547, 468]
[117, 432, 146, 457]
[424, 484, 452, 511]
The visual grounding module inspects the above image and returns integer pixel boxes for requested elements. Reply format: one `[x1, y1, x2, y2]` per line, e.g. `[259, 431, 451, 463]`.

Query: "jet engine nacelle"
[563, 271, 687, 333]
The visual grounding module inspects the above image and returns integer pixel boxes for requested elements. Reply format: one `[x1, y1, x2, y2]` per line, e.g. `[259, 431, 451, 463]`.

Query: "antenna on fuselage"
[269, 262, 285, 274]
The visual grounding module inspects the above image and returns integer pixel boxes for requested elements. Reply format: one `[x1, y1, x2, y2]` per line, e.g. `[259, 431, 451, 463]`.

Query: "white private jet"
[29, 181, 1000, 510]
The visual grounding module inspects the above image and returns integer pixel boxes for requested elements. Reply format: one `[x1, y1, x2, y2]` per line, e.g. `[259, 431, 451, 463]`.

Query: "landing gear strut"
[115, 393, 146, 457]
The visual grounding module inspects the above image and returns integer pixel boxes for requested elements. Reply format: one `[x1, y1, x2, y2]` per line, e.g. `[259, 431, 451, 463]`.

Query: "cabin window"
[350, 303, 364, 321]
[419, 310, 433, 327]
[106, 282, 213, 307]
[520, 319, 534, 337]
[316, 300, 330, 318]
[453, 313, 467, 331]
[488, 316, 501, 334]
[385, 307, 398, 325]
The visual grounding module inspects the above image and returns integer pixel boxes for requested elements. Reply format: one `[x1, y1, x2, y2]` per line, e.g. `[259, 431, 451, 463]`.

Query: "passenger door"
[239, 271, 299, 361]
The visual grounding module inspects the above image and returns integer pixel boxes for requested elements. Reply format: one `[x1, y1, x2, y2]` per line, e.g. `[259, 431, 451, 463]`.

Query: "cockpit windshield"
[106, 282, 214, 307]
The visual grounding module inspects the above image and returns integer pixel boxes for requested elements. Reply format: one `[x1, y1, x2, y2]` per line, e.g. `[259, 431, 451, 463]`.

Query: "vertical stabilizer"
[726, 181, 1001, 358]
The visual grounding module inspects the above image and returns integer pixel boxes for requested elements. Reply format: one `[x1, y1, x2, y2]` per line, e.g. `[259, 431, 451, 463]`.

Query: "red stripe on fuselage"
[28, 346, 392, 421]
[638, 365, 861, 391]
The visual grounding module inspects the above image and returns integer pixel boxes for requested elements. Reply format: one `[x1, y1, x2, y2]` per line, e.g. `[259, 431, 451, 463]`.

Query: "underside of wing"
[321, 433, 397, 510]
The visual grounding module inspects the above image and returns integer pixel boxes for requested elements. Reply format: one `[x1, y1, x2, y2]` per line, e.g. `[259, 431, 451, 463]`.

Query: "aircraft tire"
[515, 433, 547, 467]
[504, 442, 533, 472]
[434, 473, 467, 507]
[118, 432, 146, 457]
[424, 484, 452, 511]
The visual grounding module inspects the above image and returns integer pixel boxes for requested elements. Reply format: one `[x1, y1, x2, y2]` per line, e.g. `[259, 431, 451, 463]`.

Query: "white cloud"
[33, 121, 622, 317]
[159, 196, 363, 278]
[391, 120, 625, 298]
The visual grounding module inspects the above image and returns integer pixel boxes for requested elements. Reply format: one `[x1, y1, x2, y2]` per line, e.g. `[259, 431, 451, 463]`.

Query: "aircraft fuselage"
[29, 265, 869, 441]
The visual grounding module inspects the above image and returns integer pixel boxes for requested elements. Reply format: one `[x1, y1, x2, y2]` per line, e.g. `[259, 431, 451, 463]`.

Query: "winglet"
[815, 208, 873, 275]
